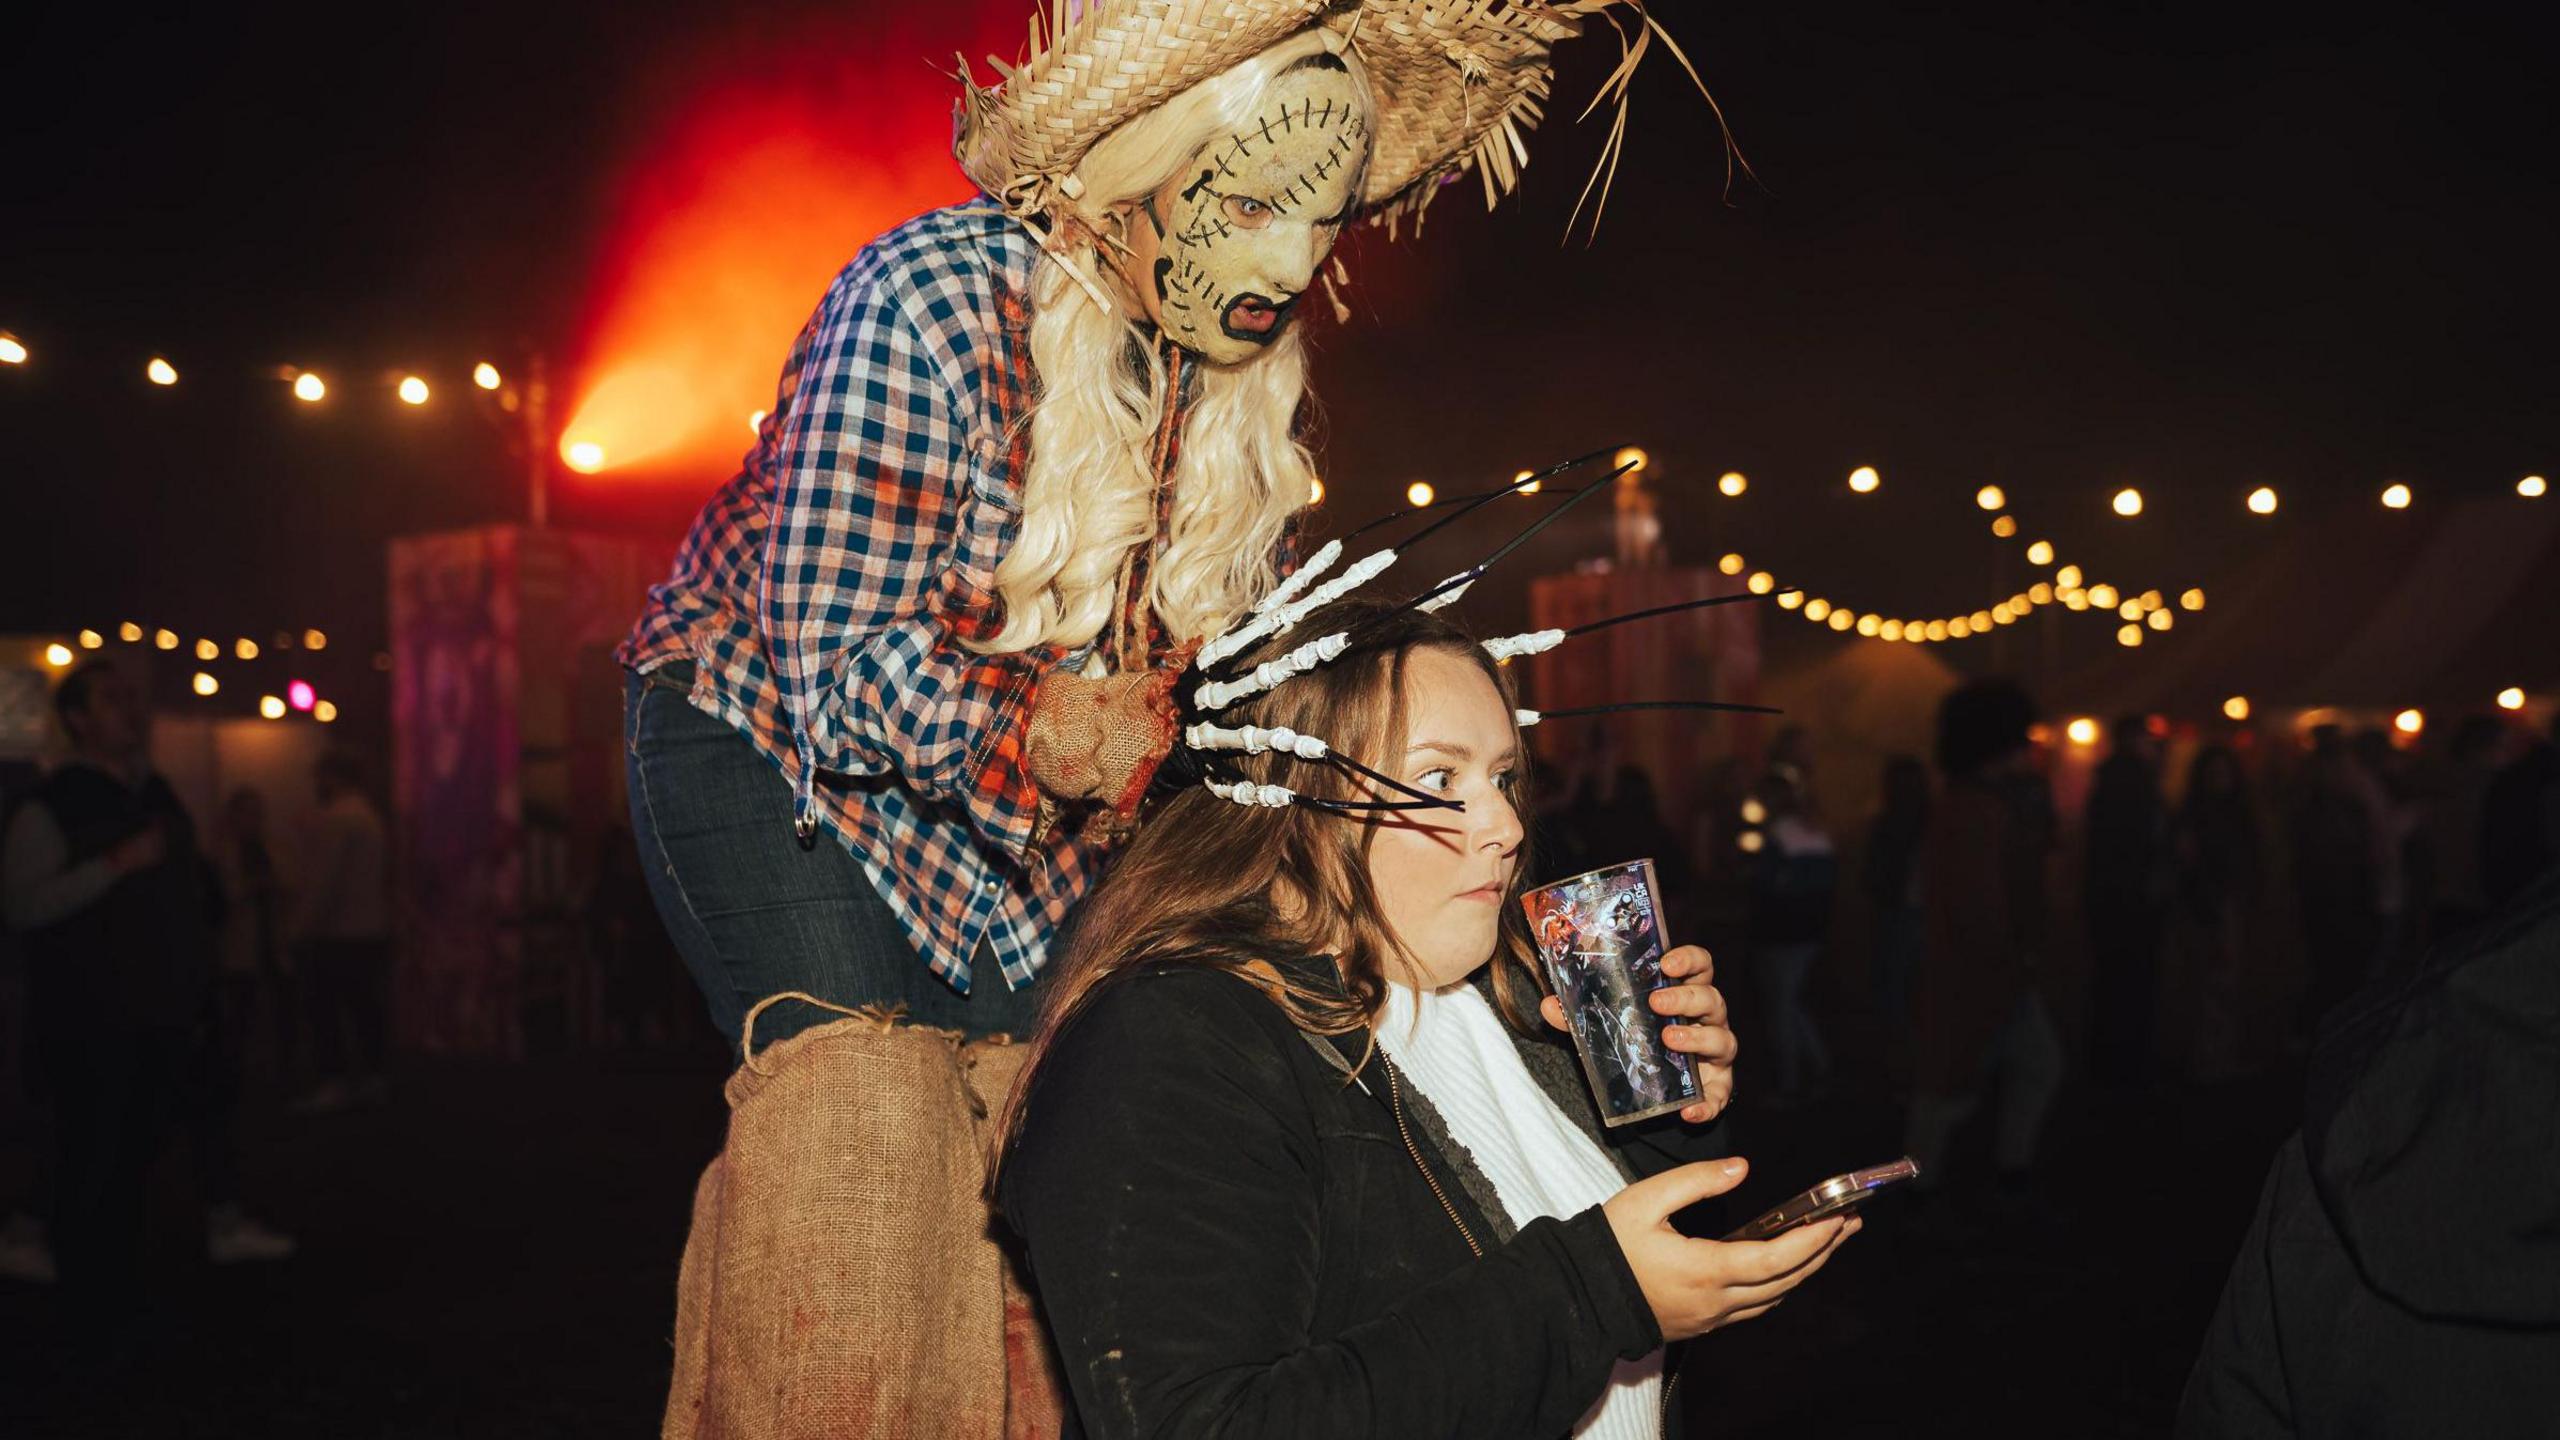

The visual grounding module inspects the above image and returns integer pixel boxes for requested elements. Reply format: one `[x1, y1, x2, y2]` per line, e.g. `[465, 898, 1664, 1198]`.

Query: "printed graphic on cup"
[1521, 858, 1700, 1126]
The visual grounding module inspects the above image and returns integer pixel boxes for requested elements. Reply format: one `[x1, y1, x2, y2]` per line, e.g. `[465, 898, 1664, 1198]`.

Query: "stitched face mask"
[1128, 51, 1369, 366]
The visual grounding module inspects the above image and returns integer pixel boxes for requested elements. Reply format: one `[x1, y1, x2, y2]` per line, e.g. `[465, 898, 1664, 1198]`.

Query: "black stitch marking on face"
[1262, 114, 1277, 144]
[1317, 98, 1334, 128]
[1152, 256, 1174, 305]
[1180, 169, 1217, 203]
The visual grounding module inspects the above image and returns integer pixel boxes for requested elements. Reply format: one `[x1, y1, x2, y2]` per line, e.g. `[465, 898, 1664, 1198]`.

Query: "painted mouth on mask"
[1220, 293, 1296, 343]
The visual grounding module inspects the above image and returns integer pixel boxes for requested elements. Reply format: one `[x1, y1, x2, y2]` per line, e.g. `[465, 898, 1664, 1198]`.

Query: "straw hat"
[954, 0, 1711, 241]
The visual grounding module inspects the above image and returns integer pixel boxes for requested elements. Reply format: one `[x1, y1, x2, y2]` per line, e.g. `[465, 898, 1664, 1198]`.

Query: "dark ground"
[0, 994, 2294, 1439]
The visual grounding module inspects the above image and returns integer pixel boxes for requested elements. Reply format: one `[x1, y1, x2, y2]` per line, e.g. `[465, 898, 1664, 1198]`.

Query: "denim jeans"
[622, 663, 1042, 1056]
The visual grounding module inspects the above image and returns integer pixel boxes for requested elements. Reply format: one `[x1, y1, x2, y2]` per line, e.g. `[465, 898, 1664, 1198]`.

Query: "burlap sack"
[664, 994, 1068, 1440]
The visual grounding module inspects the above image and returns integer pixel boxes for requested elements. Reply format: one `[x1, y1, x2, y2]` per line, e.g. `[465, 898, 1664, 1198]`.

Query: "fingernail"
[1722, 1159, 1746, 1176]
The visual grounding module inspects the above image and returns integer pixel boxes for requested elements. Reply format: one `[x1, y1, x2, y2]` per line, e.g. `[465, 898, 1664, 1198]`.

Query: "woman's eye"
[1223, 195, 1275, 227]
[1416, 767, 1455, 793]
[1493, 768, 1520, 791]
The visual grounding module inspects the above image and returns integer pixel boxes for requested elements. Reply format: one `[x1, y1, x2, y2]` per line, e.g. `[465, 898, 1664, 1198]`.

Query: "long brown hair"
[992, 597, 1545, 1171]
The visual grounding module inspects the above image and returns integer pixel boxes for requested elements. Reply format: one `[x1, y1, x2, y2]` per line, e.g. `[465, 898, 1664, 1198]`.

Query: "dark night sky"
[6, 1, 2554, 702]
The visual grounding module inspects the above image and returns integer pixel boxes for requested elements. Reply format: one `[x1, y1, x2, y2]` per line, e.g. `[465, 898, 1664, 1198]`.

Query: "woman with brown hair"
[996, 598, 1857, 1439]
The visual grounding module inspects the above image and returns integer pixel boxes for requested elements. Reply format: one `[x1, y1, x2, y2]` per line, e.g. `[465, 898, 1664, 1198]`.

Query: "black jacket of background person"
[18, 763, 218, 1032]
[1002, 954, 1727, 1440]
[2178, 870, 2560, 1437]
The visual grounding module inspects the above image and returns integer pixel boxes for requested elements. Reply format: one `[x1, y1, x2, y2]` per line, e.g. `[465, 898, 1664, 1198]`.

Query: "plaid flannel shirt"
[620, 202, 1199, 995]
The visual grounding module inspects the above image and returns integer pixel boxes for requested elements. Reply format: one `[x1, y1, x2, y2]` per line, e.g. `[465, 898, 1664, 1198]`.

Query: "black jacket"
[1000, 957, 1722, 1439]
[2178, 871, 2560, 1436]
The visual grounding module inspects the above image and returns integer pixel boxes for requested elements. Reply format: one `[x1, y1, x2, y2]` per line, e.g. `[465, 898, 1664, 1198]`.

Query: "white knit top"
[1374, 980, 1664, 1439]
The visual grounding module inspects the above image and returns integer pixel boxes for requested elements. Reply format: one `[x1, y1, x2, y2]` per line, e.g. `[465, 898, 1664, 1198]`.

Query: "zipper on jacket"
[1658, 1369, 1681, 1438]
[1383, 1060, 1482, 1258]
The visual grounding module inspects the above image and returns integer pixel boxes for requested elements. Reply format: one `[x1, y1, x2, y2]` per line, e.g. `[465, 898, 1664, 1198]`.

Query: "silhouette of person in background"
[1864, 755, 1930, 1032]
[291, 748, 390, 1113]
[2086, 715, 2170, 1092]
[1746, 765, 1835, 1105]
[2, 663, 292, 1335]
[2289, 725, 2379, 1036]
[1904, 679, 2062, 1202]
[2480, 712, 2560, 911]
[2172, 746, 2259, 1082]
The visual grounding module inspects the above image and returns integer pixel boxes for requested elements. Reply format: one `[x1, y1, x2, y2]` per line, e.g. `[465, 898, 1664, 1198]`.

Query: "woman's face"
[1113, 51, 1369, 365]
[1365, 647, 1526, 990]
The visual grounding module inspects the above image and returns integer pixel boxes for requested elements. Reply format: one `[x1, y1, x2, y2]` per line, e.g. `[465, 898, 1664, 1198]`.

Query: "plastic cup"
[1521, 858, 1700, 1126]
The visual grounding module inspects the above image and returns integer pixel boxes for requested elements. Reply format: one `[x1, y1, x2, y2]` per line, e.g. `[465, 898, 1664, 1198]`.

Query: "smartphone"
[1723, 1158, 1919, 1241]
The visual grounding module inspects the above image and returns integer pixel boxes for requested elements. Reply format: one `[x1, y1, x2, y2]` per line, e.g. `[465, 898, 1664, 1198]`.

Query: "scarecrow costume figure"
[622, 2, 1719, 1434]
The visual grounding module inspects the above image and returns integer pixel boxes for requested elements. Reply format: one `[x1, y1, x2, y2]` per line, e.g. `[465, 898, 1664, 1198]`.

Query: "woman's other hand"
[1541, 943, 1736, 1123]
[1601, 1158, 1857, 1342]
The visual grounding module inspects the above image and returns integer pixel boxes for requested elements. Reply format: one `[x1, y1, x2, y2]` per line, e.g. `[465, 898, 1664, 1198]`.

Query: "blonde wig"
[972, 29, 1374, 658]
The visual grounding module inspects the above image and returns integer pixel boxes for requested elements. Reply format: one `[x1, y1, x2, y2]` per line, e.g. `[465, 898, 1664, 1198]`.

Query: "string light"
[1990, 514, 2019, 538]
[147, 357, 179, 386]
[1879, 619, 1905, 642]
[1718, 471, 1747, 497]
[315, 700, 340, 724]
[236, 638, 259, 660]
[1828, 609, 1855, 632]
[2056, 564, 2083, 589]
[0, 335, 27, 365]
[260, 695, 287, 720]
[1976, 485, 2007, 511]
[77, 629, 103, 649]
[118, 622, 142, 643]
[473, 362, 503, 391]
[398, 376, 430, 405]
[2112, 487, 2144, 517]
[43, 643, 73, 667]
[194, 638, 218, 661]
[564, 439, 606, 473]
[2119, 600, 2144, 621]
[2066, 718, 2099, 746]
[288, 680, 316, 712]
[1736, 830, 1765, 854]
[192, 672, 219, 697]
[1856, 615, 1881, 637]
[1614, 447, 1649, 475]
[1776, 590, 1803, 610]
[292, 372, 326, 402]
[2247, 485, 2279, 515]
[1404, 481, 1435, 507]
[1746, 571, 1775, 595]
[2381, 482, 2412, 510]
[2029, 581, 2054, 605]
[1804, 598, 1833, 621]
[2223, 696, 2251, 721]
[1739, 798, 1768, 826]
[1848, 466, 1880, 493]
[1514, 468, 1542, 497]
[2117, 624, 2143, 647]
[153, 628, 178, 650]
[2497, 687, 2527, 711]
[2393, 708, 2424, 735]
[2522, 475, 2548, 499]
[2147, 609, 2173, 631]
[2180, 587, 2206, 611]
[1718, 553, 1745, 576]
[2025, 540, 2054, 565]
[2088, 583, 2120, 609]
[303, 629, 327, 651]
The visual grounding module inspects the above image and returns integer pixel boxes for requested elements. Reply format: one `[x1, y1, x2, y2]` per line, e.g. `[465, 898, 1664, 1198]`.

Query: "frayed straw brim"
[954, 1, 1720, 241]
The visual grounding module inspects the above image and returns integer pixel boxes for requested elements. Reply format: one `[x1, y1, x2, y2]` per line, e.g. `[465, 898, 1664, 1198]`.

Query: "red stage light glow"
[561, 9, 1020, 485]
[288, 680, 317, 712]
